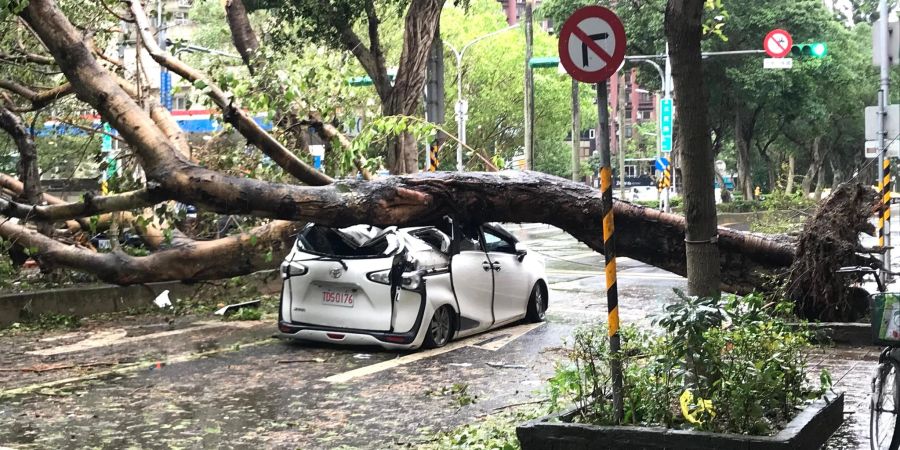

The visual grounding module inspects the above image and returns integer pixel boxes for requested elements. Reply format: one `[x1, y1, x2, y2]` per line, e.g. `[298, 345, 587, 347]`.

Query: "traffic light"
[791, 43, 828, 58]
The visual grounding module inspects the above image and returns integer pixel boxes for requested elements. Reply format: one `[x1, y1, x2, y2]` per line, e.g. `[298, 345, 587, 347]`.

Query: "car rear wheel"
[525, 283, 546, 323]
[424, 305, 453, 349]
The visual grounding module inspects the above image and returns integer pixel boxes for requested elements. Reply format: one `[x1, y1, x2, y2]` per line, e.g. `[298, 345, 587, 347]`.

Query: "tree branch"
[225, 0, 260, 73]
[0, 186, 165, 222]
[339, 28, 391, 100]
[0, 79, 73, 110]
[127, 0, 330, 185]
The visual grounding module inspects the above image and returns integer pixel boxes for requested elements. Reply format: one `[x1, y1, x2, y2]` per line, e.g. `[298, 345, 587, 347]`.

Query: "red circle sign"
[558, 6, 626, 83]
[763, 29, 793, 58]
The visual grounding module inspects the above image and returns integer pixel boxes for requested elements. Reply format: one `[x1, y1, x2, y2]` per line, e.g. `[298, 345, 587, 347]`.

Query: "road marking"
[26, 321, 263, 356]
[322, 322, 545, 384]
[546, 269, 684, 280]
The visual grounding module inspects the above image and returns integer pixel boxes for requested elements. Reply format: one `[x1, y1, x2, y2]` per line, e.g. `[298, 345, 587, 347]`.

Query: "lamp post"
[445, 23, 520, 171]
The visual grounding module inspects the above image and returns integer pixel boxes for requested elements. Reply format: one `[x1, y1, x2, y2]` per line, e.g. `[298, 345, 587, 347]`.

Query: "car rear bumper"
[277, 321, 422, 350]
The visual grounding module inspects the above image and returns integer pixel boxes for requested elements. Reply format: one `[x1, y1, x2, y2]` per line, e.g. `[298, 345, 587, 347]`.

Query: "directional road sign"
[660, 98, 674, 152]
[557, 6, 626, 84]
[865, 104, 900, 141]
[764, 29, 793, 58]
[655, 156, 670, 172]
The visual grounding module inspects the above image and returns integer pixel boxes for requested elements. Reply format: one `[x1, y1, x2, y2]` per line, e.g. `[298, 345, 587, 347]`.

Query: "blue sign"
[660, 98, 673, 152]
[654, 156, 670, 172]
[313, 155, 322, 171]
[160, 69, 173, 110]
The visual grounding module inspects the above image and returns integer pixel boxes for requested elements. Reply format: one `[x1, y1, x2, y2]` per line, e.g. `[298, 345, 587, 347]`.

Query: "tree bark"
[380, 0, 445, 174]
[665, 0, 721, 297]
[225, 0, 259, 74]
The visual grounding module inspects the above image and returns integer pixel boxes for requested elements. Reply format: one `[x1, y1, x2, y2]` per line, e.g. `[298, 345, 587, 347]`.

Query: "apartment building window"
[174, 11, 189, 25]
[173, 95, 187, 110]
[624, 125, 632, 138]
[639, 110, 652, 120]
[639, 92, 651, 102]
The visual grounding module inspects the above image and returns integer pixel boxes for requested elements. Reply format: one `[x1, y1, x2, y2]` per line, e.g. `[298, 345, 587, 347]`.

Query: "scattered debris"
[448, 363, 472, 367]
[153, 290, 172, 309]
[486, 362, 526, 369]
[214, 299, 262, 316]
[0, 361, 118, 373]
[353, 353, 371, 360]
[276, 358, 326, 364]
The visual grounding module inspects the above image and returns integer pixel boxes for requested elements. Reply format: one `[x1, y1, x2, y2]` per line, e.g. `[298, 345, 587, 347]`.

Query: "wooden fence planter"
[516, 392, 844, 450]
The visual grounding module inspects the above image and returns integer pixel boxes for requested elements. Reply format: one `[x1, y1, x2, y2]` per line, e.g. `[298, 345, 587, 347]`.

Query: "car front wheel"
[525, 283, 546, 323]
[423, 305, 453, 349]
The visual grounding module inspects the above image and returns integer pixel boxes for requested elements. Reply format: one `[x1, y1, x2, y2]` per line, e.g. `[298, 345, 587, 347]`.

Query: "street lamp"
[445, 23, 520, 171]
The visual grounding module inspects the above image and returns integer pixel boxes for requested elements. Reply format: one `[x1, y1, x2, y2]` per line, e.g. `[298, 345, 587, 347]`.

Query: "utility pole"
[664, 43, 673, 212]
[879, 0, 892, 279]
[571, 78, 581, 181]
[617, 72, 626, 199]
[524, 0, 535, 170]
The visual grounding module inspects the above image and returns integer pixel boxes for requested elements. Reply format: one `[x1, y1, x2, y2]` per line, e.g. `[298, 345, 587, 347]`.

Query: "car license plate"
[322, 290, 354, 307]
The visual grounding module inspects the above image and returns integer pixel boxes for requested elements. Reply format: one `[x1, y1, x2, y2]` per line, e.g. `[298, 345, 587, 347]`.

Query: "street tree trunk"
[735, 108, 754, 200]
[801, 136, 822, 196]
[786, 154, 795, 194]
[665, 0, 721, 297]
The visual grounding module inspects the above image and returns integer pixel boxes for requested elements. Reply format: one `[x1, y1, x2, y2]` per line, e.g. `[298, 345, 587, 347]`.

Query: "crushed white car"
[277, 219, 547, 350]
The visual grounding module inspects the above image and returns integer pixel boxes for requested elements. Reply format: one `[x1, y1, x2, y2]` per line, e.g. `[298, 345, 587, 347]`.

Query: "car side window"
[458, 226, 484, 252]
[483, 228, 516, 254]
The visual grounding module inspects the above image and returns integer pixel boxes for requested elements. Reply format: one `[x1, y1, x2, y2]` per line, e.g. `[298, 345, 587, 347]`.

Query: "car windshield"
[296, 224, 402, 258]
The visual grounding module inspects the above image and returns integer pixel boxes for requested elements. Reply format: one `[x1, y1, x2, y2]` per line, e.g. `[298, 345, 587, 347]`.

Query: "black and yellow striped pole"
[596, 79, 624, 422]
[428, 142, 439, 172]
[880, 158, 891, 249]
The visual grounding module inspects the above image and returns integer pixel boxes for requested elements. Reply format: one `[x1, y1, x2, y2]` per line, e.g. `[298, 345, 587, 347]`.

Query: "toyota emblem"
[330, 267, 343, 279]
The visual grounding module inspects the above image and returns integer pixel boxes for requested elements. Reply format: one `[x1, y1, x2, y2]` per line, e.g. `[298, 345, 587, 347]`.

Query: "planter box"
[516, 392, 843, 450]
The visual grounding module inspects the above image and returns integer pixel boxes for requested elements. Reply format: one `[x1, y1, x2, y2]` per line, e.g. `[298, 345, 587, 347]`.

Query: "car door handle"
[491, 262, 501, 272]
[482, 261, 492, 271]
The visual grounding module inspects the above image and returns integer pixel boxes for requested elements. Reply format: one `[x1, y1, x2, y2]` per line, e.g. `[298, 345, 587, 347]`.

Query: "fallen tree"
[0, 0, 878, 322]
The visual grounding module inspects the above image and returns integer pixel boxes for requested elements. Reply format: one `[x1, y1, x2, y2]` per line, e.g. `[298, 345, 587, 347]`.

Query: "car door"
[482, 225, 530, 325]
[449, 225, 494, 336]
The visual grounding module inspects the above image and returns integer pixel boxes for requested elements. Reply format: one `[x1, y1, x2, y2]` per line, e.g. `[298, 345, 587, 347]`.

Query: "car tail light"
[278, 323, 294, 333]
[280, 262, 308, 278]
[326, 333, 345, 340]
[367, 269, 421, 290]
[383, 336, 406, 343]
[367, 269, 391, 285]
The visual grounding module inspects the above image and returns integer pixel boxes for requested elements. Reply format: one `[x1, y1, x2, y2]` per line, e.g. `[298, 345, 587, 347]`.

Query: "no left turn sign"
[558, 6, 626, 83]
[764, 29, 793, 58]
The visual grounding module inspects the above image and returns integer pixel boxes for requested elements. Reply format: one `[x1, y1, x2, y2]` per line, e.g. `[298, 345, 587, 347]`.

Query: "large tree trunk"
[381, 0, 445, 174]
[735, 107, 754, 199]
[665, 0, 721, 297]
[1, 171, 794, 292]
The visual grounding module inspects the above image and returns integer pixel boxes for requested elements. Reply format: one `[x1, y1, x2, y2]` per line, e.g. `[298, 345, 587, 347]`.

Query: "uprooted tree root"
[786, 182, 879, 321]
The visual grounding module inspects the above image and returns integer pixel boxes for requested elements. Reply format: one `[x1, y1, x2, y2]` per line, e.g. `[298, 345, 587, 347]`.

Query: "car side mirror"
[515, 243, 528, 262]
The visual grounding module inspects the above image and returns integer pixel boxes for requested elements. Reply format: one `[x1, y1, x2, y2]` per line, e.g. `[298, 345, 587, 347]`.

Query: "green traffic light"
[790, 42, 828, 58]
[811, 42, 827, 58]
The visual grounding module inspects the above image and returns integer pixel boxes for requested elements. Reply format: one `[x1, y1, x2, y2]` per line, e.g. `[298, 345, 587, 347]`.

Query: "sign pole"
[596, 80, 625, 422]
[879, 0, 892, 281]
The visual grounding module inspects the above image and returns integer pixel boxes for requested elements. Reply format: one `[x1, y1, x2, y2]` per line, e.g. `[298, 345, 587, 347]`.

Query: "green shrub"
[547, 290, 827, 435]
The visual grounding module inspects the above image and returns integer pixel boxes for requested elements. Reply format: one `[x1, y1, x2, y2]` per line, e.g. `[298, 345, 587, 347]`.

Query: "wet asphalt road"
[0, 223, 879, 449]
